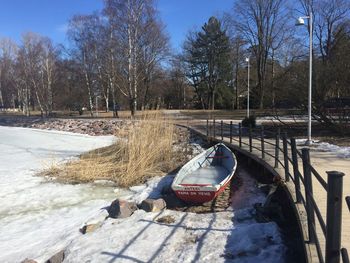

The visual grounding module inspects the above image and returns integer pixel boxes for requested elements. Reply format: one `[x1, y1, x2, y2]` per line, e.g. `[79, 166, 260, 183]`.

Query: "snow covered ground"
[0, 126, 286, 263]
[296, 138, 350, 158]
[63, 170, 285, 263]
[0, 126, 129, 262]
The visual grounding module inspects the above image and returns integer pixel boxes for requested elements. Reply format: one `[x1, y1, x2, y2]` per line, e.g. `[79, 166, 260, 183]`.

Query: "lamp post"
[296, 12, 313, 145]
[245, 57, 250, 118]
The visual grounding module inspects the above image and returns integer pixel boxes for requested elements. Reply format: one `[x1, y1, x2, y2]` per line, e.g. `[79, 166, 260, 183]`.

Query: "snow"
[0, 126, 130, 262]
[296, 138, 350, 158]
[0, 126, 285, 263]
[63, 170, 285, 263]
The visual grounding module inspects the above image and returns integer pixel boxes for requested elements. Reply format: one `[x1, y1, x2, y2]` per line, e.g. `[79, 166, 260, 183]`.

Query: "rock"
[21, 259, 38, 263]
[45, 250, 65, 263]
[156, 215, 175, 224]
[163, 193, 185, 209]
[140, 198, 166, 212]
[107, 199, 138, 218]
[80, 223, 100, 234]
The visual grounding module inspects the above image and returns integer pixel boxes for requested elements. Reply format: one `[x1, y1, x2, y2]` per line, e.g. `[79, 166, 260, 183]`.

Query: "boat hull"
[171, 143, 237, 204]
[174, 179, 231, 203]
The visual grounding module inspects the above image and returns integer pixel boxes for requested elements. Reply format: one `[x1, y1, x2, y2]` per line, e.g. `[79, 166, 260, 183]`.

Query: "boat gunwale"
[171, 143, 237, 191]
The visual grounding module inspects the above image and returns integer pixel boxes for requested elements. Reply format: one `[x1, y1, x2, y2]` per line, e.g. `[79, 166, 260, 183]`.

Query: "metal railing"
[205, 119, 348, 263]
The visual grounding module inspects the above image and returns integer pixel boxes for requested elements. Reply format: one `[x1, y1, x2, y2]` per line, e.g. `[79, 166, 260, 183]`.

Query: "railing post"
[249, 124, 252, 152]
[239, 122, 242, 148]
[341, 248, 349, 263]
[302, 148, 316, 244]
[325, 171, 345, 263]
[291, 138, 302, 203]
[282, 132, 290, 182]
[206, 119, 209, 138]
[221, 120, 223, 141]
[261, 126, 265, 159]
[274, 128, 281, 168]
[213, 118, 216, 139]
[230, 121, 233, 144]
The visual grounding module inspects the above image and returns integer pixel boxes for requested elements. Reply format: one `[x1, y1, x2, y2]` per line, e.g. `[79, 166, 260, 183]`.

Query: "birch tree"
[104, 0, 167, 116]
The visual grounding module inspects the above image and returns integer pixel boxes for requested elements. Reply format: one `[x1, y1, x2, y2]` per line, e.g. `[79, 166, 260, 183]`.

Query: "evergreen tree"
[184, 17, 233, 109]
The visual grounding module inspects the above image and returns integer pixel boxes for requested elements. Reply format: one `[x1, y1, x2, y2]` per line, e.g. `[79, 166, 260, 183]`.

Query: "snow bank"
[296, 138, 350, 158]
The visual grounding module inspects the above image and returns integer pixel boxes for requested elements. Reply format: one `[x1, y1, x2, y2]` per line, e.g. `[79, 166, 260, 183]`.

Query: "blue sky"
[0, 0, 233, 51]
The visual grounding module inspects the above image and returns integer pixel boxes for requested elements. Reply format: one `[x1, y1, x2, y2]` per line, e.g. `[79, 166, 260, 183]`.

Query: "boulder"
[163, 193, 185, 209]
[80, 223, 101, 234]
[108, 199, 138, 218]
[140, 198, 166, 212]
[45, 250, 65, 263]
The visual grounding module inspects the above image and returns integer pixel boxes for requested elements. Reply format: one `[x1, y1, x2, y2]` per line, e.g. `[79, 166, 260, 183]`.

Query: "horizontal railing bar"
[310, 166, 328, 190]
[298, 171, 305, 185]
[308, 193, 327, 236]
[286, 156, 294, 164]
[313, 228, 325, 263]
[263, 140, 277, 147]
[261, 150, 276, 159]
[296, 149, 303, 159]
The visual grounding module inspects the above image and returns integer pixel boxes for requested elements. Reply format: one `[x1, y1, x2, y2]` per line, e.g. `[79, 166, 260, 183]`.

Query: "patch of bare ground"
[40, 114, 194, 187]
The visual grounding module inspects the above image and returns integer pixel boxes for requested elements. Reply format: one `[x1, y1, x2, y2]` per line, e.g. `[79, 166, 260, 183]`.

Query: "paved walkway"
[184, 119, 350, 261]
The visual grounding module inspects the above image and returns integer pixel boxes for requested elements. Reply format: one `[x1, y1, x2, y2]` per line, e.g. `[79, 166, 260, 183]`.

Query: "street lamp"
[245, 57, 250, 118]
[296, 12, 313, 145]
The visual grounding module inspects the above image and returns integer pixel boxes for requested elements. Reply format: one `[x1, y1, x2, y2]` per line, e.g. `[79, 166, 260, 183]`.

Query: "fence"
[205, 119, 349, 263]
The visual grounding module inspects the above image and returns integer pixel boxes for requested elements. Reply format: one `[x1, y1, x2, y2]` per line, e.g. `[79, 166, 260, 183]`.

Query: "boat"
[171, 143, 237, 203]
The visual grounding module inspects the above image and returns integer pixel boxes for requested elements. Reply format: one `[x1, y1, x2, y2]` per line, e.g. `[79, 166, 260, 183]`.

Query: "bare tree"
[104, 0, 167, 116]
[68, 15, 101, 116]
[232, 0, 290, 109]
[0, 38, 17, 109]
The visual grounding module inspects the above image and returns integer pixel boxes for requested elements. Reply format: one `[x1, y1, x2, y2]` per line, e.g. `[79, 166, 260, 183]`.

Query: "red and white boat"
[171, 143, 237, 203]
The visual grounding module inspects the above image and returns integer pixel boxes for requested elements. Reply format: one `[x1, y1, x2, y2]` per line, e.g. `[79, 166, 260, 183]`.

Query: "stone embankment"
[0, 116, 132, 136]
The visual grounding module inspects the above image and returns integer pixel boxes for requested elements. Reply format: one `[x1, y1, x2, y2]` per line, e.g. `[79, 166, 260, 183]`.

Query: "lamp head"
[245, 57, 249, 62]
[295, 17, 305, 26]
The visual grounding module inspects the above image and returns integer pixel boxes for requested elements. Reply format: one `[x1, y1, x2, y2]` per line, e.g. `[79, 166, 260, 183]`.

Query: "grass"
[43, 113, 189, 187]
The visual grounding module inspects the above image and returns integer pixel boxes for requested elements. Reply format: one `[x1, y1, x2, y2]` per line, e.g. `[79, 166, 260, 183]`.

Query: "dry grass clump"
[46, 113, 185, 187]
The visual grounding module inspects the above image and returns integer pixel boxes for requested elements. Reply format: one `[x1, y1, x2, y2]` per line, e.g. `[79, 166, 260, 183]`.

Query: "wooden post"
[274, 128, 280, 168]
[230, 121, 233, 144]
[341, 248, 349, 263]
[239, 122, 242, 147]
[261, 126, 265, 159]
[291, 138, 302, 203]
[282, 132, 290, 182]
[249, 124, 252, 152]
[325, 171, 345, 263]
[302, 148, 315, 244]
[221, 120, 223, 141]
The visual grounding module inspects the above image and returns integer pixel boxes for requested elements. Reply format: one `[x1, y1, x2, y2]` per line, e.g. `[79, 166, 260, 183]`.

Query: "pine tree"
[184, 17, 232, 109]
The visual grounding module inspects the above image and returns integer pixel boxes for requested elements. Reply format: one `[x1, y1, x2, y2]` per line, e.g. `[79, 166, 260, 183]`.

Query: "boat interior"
[178, 144, 235, 186]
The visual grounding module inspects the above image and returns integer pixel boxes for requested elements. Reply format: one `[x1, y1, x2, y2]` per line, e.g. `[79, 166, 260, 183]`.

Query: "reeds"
[46, 113, 182, 187]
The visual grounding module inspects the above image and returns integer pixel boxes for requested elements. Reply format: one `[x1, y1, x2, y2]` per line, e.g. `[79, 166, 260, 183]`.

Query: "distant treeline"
[0, 0, 349, 122]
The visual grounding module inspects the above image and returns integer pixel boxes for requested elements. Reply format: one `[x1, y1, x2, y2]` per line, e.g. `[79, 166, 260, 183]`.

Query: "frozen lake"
[0, 126, 124, 262]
